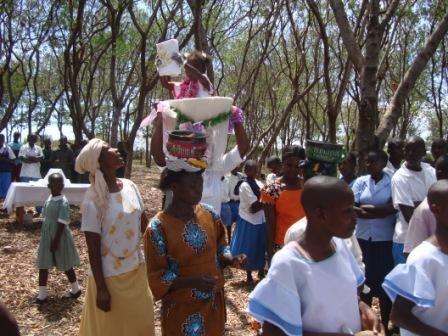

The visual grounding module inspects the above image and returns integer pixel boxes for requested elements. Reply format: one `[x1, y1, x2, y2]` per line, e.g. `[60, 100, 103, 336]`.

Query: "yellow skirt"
[79, 264, 155, 336]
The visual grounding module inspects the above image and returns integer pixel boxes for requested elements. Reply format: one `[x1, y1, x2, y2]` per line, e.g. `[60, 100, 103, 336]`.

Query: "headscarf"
[75, 138, 109, 220]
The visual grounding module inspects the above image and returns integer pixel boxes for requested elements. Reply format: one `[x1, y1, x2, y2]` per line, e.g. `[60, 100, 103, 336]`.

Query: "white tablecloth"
[2, 182, 90, 213]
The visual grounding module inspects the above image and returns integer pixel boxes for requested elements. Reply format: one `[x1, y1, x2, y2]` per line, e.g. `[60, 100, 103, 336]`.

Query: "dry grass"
[0, 164, 255, 336]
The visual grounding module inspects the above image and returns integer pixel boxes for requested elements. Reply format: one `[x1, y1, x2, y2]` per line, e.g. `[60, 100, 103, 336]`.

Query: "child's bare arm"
[391, 295, 448, 336]
[360, 202, 396, 217]
[159, 76, 175, 98]
[398, 204, 415, 223]
[150, 114, 166, 167]
[249, 201, 263, 213]
[354, 206, 377, 219]
[234, 122, 249, 158]
[358, 301, 382, 333]
[85, 231, 110, 312]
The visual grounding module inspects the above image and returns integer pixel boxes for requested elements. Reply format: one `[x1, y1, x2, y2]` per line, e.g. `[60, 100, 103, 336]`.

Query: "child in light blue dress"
[36, 173, 80, 303]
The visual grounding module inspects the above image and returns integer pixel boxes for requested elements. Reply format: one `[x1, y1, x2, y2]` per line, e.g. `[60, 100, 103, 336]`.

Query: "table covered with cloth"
[2, 182, 89, 213]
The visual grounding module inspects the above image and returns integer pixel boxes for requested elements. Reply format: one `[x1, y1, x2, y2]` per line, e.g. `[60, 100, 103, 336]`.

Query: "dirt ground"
[0, 164, 256, 336]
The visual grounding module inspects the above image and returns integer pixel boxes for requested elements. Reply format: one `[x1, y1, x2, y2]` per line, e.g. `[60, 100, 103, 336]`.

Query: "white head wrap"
[75, 139, 109, 219]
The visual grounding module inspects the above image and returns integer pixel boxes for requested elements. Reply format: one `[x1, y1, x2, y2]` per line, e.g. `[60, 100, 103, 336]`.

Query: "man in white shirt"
[384, 138, 404, 177]
[391, 136, 436, 265]
[19, 134, 43, 182]
[19, 134, 44, 213]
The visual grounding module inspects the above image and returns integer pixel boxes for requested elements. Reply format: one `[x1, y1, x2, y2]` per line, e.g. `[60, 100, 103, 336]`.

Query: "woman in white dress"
[76, 139, 155, 336]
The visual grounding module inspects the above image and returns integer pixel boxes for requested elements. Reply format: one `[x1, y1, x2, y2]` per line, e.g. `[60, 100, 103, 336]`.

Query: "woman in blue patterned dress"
[144, 168, 246, 336]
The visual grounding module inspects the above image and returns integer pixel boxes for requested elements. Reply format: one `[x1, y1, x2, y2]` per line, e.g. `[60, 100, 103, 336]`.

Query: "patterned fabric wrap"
[144, 205, 227, 335]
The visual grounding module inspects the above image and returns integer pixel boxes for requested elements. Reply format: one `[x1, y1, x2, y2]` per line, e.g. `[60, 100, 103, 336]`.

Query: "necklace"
[177, 79, 199, 98]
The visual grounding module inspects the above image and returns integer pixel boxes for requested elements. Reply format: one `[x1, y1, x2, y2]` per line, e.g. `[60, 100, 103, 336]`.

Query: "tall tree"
[376, 10, 448, 145]
[329, 0, 400, 162]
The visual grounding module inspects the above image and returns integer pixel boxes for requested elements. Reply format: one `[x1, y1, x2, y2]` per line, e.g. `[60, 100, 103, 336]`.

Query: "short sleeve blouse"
[248, 239, 364, 335]
[382, 241, 448, 336]
[81, 179, 145, 278]
[351, 174, 395, 242]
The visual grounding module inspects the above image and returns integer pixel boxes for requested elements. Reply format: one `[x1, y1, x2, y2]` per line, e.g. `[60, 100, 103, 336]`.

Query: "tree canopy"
[1, 0, 448, 175]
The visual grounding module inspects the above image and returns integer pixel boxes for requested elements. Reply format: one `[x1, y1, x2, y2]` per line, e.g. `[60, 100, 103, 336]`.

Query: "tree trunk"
[328, 0, 364, 73]
[64, 0, 87, 146]
[355, 1, 382, 171]
[328, 111, 337, 144]
[376, 10, 448, 146]
[187, 0, 214, 84]
[105, 0, 128, 147]
[108, 5, 121, 147]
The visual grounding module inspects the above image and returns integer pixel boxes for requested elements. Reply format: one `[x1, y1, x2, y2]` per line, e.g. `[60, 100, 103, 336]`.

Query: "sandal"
[34, 297, 48, 305]
[63, 290, 81, 299]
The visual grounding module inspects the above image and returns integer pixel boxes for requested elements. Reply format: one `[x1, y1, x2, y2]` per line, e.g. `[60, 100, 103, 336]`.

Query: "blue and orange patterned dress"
[144, 204, 229, 336]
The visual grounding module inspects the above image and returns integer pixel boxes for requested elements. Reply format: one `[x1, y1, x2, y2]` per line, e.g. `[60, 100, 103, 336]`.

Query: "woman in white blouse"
[76, 139, 154, 336]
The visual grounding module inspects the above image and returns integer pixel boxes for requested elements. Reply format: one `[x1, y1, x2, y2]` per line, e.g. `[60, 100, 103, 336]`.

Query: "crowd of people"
[0, 133, 131, 204]
[1, 48, 448, 336]
[7, 132, 441, 336]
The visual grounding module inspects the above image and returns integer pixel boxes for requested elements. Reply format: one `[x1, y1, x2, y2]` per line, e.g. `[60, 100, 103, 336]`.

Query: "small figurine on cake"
[159, 50, 215, 99]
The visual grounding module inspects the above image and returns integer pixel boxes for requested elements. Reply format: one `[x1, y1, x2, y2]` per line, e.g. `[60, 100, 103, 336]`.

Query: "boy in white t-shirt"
[248, 176, 381, 335]
[383, 180, 448, 336]
[391, 136, 436, 265]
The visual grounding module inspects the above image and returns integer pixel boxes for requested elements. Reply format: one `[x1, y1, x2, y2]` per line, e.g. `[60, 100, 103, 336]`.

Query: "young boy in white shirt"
[391, 136, 436, 265]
